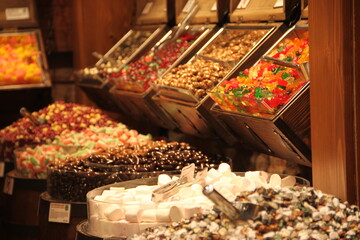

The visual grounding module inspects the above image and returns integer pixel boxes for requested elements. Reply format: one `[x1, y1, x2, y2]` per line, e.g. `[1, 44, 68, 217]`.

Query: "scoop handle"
[203, 185, 241, 221]
[20, 107, 41, 126]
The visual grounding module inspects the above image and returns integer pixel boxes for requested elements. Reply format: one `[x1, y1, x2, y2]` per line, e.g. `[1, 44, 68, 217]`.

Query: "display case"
[209, 16, 310, 166]
[151, 0, 299, 143]
[109, 0, 221, 130]
[76, 0, 172, 114]
[0, 0, 52, 141]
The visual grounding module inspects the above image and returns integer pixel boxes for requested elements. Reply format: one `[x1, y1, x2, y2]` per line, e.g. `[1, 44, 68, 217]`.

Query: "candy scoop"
[19, 107, 47, 126]
[262, 55, 310, 81]
[203, 184, 264, 222]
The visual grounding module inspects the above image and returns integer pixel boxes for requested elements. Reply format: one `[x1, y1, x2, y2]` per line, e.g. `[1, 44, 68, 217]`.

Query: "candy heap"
[0, 101, 116, 161]
[210, 30, 309, 118]
[130, 186, 359, 240]
[112, 28, 204, 92]
[15, 124, 152, 179]
[155, 58, 228, 100]
[200, 29, 268, 61]
[0, 32, 43, 85]
[47, 140, 229, 202]
[88, 166, 302, 238]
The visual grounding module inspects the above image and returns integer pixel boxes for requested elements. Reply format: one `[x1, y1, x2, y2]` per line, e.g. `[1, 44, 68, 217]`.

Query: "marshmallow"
[217, 163, 231, 173]
[141, 209, 157, 222]
[269, 174, 282, 188]
[109, 187, 126, 193]
[101, 190, 119, 196]
[182, 206, 202, 219]
[207, 168, 222, 181]
[169, 206, 183, 221]
[135, 185, 152, 194]
[156, 208, 171, 222]
[190, 184, 203, 196]
[281, 175, 296, 187]
[157, 174, 172, 186]
[124, 206, 142, 222]
[178, 187, 194, 199]
[104, 205, 124, 221]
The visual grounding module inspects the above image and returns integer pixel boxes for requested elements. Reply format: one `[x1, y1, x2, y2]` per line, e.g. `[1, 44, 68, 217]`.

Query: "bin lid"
[229, 0, 300, 25]
[135, 0, 169, 25]
[0, 0, 38, 29]
[176, 0, 221, 25]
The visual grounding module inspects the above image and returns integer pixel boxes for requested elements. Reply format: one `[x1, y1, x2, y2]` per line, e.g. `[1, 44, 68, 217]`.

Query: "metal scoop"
[153, 2, 199, 51]
[151, 166, 208, 203]
[262, 55, 310, 81]
[203, 185, 264, 222]
[20, 107, 47, 126]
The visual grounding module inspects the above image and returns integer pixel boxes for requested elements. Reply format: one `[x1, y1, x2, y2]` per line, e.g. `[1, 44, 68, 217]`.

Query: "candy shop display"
[87, 164, 307, 238]
[47, 140, 229, 202]
[111, 28, 205, 92]
[209, 30, 309, 119]
[14, 124, 152, 179]
[79, 30, 153, 82]
[0, 31, 43, 86]
[154, 28, 269, 100]
[130, 186, 359, 240]
[0, 101, 116, 162]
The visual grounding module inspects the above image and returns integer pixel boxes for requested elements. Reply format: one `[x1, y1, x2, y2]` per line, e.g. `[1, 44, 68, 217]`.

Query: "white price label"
[3, 176, 14, 195]
[211, 1, 217, 12]
[0, 162, 4, 178]
[5, 7, 30, 20]
[182, 0, 196, 13]
[48, 202, 71, 224]
[274, 0, 284, 8]
[237, 0, 251, 9]
[141, 1, 153, 15]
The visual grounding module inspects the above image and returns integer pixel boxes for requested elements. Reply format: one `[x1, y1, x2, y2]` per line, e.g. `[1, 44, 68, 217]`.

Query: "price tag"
[182, 0, 195, 13]
[211, 1, 217, 12]
[3, 176, 14, 195]
[274, 0, 284, 8]
[48, 202, 71, 224]
[0, 162, 4, 178]
[5, 7, 30, 20]
[237, 0, 251, 9]
[141, 1, 153, 15]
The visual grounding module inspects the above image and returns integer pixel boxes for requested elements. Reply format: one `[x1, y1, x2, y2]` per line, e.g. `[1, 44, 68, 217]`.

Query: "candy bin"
[209, 23, 311, 166]
[151, 0, 299, 144]
[76, 0, 172, 114]
[109, 0, 221, 130]
[0, 0, 52, 130]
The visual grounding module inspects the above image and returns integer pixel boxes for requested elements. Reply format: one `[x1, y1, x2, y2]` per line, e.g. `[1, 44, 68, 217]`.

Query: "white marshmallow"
[269, 174, 282, 188]
[217, 163, 231, 173]
[157, 174, 172, 186]
[141, 209, 157, 222]
[104, 205, 124, 221]
[182, 206, 202, 219]
[281, 175, 296, 187]
[156, 208, 171, 222]
[109, 187, 126, 193]
[101, 190, 119, 196]
[169, 206, 183, 221]
[178, 187, 194, 199]
[190, 184, 203, 196]
[207, 168, 222, 181]
[124, 206, 142, 222]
